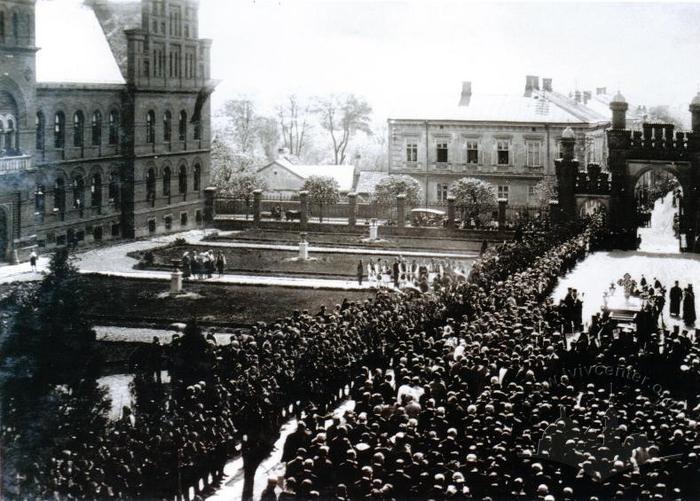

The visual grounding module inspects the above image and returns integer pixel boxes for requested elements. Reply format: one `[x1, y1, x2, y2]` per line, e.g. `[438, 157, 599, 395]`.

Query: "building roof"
[259, 158, 356, 192]
[355, 171, 389, 194]
[36, 0, 126, 85]
[390, 90, 609, 125]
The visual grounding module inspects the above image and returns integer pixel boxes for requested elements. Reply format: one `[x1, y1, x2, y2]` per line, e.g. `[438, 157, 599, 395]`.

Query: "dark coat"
[670, 285, 682, 316]
[683, 289, 696, 325]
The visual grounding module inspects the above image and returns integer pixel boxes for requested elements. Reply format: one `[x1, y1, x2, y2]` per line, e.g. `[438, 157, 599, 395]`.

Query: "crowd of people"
[181, 250, 227, 279]
[8, 209, 700, 501]
[357, 257, 470, 292]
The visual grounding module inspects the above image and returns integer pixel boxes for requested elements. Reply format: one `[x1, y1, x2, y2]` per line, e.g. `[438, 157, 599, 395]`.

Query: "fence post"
[253, 189, 262, 226]
[446, 195, 456, 228]
[497, 198, 507, 228]
[299, 190, 309, 231]
[348, 192, 357, 227]
[203, 187, 217, 226]
[396, 193, 406, 228]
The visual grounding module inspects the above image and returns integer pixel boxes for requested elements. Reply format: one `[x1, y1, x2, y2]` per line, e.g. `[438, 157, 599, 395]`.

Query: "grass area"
[131, 244, 475, 278]
[78, 275, 374, 325]
[213, 228, 482, 252]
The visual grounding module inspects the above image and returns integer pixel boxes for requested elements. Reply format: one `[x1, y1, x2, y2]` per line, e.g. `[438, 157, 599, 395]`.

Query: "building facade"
[0, 0, 215, 261]
[387, 77, 610, 206]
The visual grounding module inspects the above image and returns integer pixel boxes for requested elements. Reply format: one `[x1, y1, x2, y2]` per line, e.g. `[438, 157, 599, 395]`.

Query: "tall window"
[178, 165, 187, 193]
[436, 142, 448, 163]
[35, 184, 45, 214]
[406, 142, 418, 162]
[36, 112, 45, 151]
[162, 166, 171, 196]
[54, 112, 65, 149]
[109, 172, 120, 204]
[72, 175, 84, 209]
[54, 178, 65, 213]
[466, 141, 479, 164]
[73, 111, 84, 147]
[12, 12, 18, 40]
[146, 110, 155, 144]
[528, 185, 536, 202]
[497, 141, 510, 165]
[193, 119, 201, 140]
[178, 110, 187, 141]
[0, 12, 5, 42]
[91, 173, 102, 207]
[193, 164, 201, 191]
[436, 183, 449, 202]
[108, 110, 119, 145]
[497, 185, 509, 201]
[163, 111, 172, 142]
[91, 111, 102, 146]
[526, 141, 542, 167]
[146, 168, 156, 203]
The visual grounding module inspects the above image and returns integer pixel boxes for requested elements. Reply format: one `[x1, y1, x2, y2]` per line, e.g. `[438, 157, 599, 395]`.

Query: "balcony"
[0, 155, 32, 175]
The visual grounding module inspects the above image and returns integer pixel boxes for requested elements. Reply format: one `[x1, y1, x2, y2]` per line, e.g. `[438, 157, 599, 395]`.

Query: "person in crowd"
[670, 280, 683, 317]
[683, 284, 696, 325]
[216, 251, 227, 277]
[29, 250, 38, 272]
[356, 260, 364, 286]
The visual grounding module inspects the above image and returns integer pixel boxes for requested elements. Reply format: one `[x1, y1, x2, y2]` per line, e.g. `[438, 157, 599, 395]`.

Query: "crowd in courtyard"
[357, 257, 470, 291]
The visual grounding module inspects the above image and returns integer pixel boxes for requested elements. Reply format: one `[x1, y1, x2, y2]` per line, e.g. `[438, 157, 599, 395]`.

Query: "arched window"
[178, 165, 187, 193]
[36, 112, 45, 151]
[108, 110, 119, 145]
[163, 111, 172, 142]
[163, 166, 171, 196]
[109, 172, 120, 204]
[35, 184, 45, 214]
[146, 168, 156, 203]
[73, 111, 84, 147]
[4, 118, 14, 152]
[91, 172, 102, 207]
[178, 110, 187, 141]
[91, 110, 102, 146]
[193, 164, 201, 191]
[54, 112, 65, 149]
[72, 175, 84, 209]
[54, 177, 65, 213]
[146, 110, 155, 144]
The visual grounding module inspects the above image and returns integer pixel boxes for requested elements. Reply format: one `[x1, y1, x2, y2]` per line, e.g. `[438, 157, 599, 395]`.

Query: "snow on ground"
[553, 193, 698, 330]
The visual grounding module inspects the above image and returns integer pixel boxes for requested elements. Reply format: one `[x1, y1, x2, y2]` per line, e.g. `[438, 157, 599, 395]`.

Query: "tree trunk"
[245, 198, 250, 220]
[319, 204, 323, 223]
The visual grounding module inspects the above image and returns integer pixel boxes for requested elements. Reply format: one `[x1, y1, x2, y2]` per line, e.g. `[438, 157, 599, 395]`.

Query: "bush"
[173, 237, 187, 246]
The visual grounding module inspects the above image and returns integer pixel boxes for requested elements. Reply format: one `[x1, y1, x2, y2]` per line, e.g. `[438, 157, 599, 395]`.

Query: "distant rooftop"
[260, 157, 356, 192]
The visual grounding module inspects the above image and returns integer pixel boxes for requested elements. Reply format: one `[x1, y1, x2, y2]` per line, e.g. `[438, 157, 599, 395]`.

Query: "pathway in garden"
[0, 229, 473, 289]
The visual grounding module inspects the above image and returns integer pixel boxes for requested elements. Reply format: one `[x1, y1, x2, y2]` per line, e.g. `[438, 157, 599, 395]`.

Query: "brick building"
[386, 77, 610, 206]
[0, 0, 215, 261]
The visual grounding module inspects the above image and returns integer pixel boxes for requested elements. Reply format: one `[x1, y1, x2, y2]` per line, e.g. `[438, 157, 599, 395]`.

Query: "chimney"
[574, 90, 582, 103]
[542, 78, 552, 92]
[459, 81, 472, 106]
[583, 91, 592, 105]
[524, 75, 540, 97]
[596, 87, 607, 96]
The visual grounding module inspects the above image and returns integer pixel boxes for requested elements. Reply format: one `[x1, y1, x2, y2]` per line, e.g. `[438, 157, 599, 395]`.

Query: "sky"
[197, 0, 700, 121]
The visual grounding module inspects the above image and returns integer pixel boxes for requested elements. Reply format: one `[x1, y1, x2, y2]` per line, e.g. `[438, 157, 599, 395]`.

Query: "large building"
[0, 0, 215, 261]
[385, 76, 610, 206]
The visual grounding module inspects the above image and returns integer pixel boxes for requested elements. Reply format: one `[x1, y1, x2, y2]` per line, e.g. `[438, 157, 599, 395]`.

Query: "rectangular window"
[406, 142, 418, 162]
[497, 185, 509, 201]
[436, 183, 449, 202]
[180, 212, 188, 226]
[528, 185, 536, 200]
[497, 141, 510, 165]
[436, 142, 448, 163]
[466, 141, 479, 164]
[526, 141, 542, 167]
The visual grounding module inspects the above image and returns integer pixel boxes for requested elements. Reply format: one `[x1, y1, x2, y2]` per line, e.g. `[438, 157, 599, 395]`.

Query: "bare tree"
[313, 94, 372, 165]
[277, 95, 310, 158]
[218, 98, 280, 170]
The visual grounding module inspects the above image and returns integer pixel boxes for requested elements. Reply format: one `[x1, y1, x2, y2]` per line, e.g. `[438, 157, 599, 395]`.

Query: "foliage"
[313, 94, 373, 165]
[449, 177, 497, 220]
[372, 175, 422, 208]
[302, 175, 340, 222]
[277, 94, 311, 157]
[532, 176, 559, 208]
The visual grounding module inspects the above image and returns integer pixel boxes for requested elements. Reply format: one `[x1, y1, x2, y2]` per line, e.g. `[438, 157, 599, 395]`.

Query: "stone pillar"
[396, 194, 406, 228]
[299, 190, 309, 231]
[555, 127, 579, 222]
[203, 187, 217, 225]
[347, 192, 357, 227]
[610, 92, 628, 130]
[690, 92, 700, 133]
[369, 219, 378, 240]
[497, 198, 507, 228]
[298, 232, 309, 260]
[548, 199, 560, 224]
[252, 189, 262, 226]
[446, 196, 456, 228]
[170, 269, 183, 295]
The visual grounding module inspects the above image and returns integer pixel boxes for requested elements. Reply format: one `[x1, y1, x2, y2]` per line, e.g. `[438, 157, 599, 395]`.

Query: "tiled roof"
[391, 91, 610, 125]
[259, 158, 356, 192]
[35, 0, 126, 84]
[355, 171, 390, 194]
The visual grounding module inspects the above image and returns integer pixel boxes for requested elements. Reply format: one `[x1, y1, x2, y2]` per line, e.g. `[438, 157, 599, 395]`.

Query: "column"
[497, 198, 507, 228]
[347, 192, 357, 227]
[203, 187, 217, 225]
[299, 190, 309, 231]
[549, 199, 560, 224]
[446, 196, 456, 228]
[396, 193, 406, 228]
[252, 189, 262, 226]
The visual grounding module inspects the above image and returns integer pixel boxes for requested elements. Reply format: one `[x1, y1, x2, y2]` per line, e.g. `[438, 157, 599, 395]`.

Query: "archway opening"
[634, 169, 682, 253]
